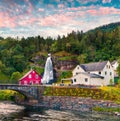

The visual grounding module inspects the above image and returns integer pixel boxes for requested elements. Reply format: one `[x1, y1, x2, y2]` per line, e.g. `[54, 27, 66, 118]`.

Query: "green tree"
[117, 57, 120, 78]
[10, 71, 21, 84]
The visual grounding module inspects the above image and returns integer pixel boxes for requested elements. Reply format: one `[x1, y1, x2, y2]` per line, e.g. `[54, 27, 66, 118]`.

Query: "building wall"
[112, 62, 119, 71]
[72, 65, 85, 76]
[89, 78, 104, 86]
[101, 61, 114, 85]
[72, 61, 114, 86]
[72, 74, 90, 85]
[19, 70, 41, 85]
[72, 73, 104, 86]
[112, 62, 119, 77]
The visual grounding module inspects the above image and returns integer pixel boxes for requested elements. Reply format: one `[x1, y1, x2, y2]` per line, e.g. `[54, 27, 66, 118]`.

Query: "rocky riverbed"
[0, 101, 24, 120]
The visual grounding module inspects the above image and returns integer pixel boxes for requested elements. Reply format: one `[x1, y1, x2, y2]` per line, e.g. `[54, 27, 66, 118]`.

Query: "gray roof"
[73, 72, 104, 79]
[80, 61, 108, 72]
[83, 73, 104, 79]
[111, 60, 117, 65]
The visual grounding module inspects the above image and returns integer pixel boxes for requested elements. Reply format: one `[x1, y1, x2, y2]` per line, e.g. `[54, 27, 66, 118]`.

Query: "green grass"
[93, 106, 120, 113]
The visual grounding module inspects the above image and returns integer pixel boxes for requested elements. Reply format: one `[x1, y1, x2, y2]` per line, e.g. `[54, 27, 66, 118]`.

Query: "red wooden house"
[19, 69, 42, 85]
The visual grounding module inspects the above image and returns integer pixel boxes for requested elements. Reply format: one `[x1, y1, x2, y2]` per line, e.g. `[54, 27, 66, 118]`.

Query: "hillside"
[93, 22, 120, 31]
[0, 22, 120, 83]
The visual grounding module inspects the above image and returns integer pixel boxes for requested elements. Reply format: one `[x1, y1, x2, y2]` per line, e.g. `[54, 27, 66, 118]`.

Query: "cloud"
[102, 0, 111, 4]
[38, 8, 44, 12]
[87, 7, 120, 16]
[0, 12, 17, 28]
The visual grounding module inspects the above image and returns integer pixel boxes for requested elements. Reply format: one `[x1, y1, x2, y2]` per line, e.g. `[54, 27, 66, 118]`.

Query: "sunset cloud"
[0, 0, 120, 38]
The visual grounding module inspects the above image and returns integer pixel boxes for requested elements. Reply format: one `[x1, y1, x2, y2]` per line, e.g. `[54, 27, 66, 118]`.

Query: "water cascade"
[41, 54, 54, 84]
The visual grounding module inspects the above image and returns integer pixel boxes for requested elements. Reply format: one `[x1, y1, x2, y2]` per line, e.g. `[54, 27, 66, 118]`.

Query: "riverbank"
[0, 101, 24, 119]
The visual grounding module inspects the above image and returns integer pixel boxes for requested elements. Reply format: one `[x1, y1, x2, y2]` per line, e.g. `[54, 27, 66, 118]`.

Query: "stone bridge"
[0, 84, 45, 101]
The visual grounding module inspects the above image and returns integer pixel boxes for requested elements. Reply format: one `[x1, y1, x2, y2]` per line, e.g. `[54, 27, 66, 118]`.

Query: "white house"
[72, 61, 114, 86]
[111, 60, 119, 77]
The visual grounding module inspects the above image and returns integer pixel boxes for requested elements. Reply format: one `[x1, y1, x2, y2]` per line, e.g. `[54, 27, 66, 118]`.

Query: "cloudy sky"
[0, 0, 120, 38]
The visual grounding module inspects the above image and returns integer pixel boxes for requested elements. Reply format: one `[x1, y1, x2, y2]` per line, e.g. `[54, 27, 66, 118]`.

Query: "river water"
[1, 106, 120, 121]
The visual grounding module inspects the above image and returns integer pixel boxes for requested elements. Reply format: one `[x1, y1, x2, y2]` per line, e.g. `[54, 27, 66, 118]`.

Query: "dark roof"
[80, 61, 108, 72]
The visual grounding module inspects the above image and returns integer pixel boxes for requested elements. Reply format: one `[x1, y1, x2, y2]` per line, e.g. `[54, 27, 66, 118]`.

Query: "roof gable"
[80, 61, 108, 72]
[111, 60, 117, 65]
[19, 69, 40, 81]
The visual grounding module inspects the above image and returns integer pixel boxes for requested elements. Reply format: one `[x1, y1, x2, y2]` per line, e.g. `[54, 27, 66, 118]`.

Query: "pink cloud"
[58, 4, 65, 9]
[0, 12, 16, 28]
[26, 1, 34, 14]
[38, 8, 44, 12]
[40, 13, 74, 27]
[86, 7, 120, 16]
[102, 0, 111, 3]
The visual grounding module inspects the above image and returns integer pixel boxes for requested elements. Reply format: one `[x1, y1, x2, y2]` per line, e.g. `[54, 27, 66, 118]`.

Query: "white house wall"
[72, 65, 85, 76]
[90, 78, 105, 86]
[102, 61, 114, 85]
[72, 73, 105, 86]
[72, 74, 90, 85]
[112, 62, 119, 71]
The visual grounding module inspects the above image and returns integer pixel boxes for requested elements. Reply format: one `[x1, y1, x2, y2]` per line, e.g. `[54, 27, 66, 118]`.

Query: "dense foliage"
[0, 90, 25, 102]
[0, 22, 120, 83]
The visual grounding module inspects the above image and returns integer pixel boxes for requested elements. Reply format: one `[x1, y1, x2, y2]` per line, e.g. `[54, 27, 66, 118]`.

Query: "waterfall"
[41, 54, 54, 84]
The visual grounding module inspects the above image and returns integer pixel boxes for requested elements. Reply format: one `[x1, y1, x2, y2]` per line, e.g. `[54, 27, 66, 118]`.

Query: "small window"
[29, 74, 32, 78]
[74, 79, 76, 82]
[99, 71, 101, 75]
[36, 74, 39, 79]
[110, 72, 112, 76]
[105, 71, 107, 75]
[36, 81, 39, 84]
[77, 67, 79, 69]
[24, 81, 27, 85]
[85, 78, 88, 82]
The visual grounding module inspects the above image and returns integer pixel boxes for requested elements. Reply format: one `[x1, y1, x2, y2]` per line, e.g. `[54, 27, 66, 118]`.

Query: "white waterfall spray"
[41, 54, 54, 84]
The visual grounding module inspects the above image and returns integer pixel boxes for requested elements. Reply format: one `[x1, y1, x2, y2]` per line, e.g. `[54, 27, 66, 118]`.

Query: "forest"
[0, 22, 120, 83]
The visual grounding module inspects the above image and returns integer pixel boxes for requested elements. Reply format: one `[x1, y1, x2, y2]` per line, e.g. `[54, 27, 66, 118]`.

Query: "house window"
[99, 71, 101, 75]
[24, 81, 27, 85]
[110, 72, 112, 76]
[36, 81, 39, 84]
[106, 65, 109, 68]
[74, 79, 76, 82]
[29, 74, 32, 78]
[85, 78, 88, 82]
[105, 71, 107, 75]
[77, 67, 79, 69]
[30, 81, 32, 85]
[36, 74, 39, 79]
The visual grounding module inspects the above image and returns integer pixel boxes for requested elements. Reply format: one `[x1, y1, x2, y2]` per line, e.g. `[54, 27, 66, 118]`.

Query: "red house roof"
[19, 69, 41, 85]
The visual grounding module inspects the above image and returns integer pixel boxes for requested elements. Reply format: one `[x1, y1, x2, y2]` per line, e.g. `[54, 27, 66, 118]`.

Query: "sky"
[0, 0, 120, 38]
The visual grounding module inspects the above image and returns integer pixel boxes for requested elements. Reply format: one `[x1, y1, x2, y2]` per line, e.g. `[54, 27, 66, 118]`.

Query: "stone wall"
[39, 96, 119, 112]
